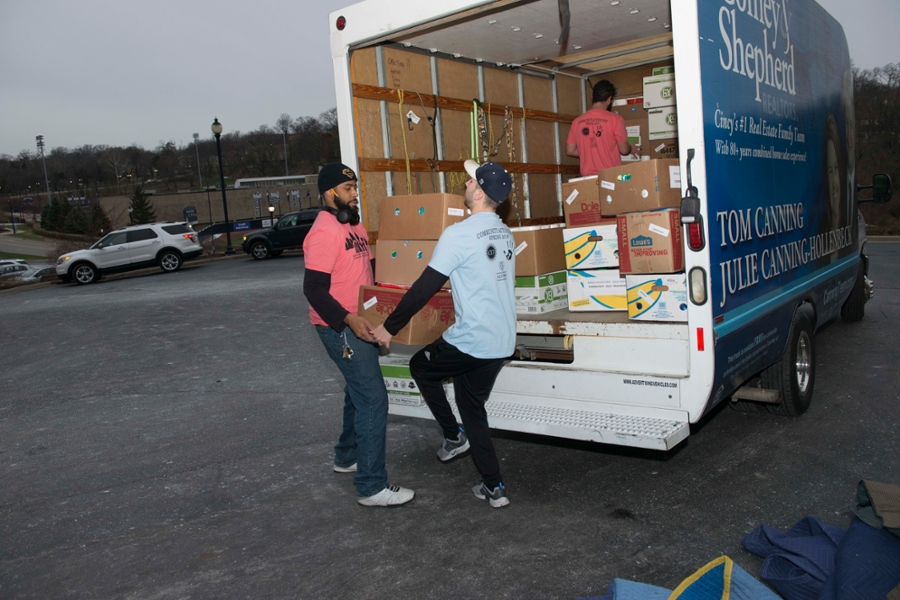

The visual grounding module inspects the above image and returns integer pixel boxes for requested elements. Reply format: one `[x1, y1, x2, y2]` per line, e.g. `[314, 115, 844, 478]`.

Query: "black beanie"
[318, 163, 358, 194]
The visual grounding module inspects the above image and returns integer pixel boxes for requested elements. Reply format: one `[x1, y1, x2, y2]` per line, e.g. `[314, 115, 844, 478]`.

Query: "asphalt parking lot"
[2, 244, 899, 599]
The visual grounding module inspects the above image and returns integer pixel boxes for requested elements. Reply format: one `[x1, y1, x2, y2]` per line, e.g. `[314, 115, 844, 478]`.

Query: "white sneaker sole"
[357, 486, 415, 507]
[333, 463, 357, 473]
[437, 440, 471, 462]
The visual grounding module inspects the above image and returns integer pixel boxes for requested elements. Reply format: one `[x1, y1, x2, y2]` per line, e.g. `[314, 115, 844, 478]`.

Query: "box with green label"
[379, 355, 454, 407]
[643, 74, 676, 108]
[514, 270, 567, 315]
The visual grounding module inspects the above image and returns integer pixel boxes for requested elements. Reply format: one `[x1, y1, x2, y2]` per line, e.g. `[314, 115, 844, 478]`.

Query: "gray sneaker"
[472, 482, 510, 508]
[437, 428, 470, 463]
[333, 462, 357, 473]
[357, 484, 415, 507]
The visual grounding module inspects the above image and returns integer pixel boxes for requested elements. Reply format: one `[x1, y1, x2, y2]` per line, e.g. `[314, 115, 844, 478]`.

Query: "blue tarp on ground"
[743, 516, 900, 600]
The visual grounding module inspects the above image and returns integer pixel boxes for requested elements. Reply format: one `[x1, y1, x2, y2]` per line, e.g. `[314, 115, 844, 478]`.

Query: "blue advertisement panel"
[697, 0, 856, 322]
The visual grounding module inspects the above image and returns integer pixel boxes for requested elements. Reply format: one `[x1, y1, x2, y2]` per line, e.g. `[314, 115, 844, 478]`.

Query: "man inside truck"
[566, 79, 641, 176]
[303, 163, 415, 508]
[372, 160, 517, 509]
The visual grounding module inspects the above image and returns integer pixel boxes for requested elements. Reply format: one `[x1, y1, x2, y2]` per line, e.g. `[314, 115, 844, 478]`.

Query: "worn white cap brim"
[464, 159, 480, 179]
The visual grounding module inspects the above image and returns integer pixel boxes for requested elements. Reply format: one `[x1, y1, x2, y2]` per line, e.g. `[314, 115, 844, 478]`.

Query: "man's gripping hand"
[371, 324, 392, 350]
[344, 313, 376, 343]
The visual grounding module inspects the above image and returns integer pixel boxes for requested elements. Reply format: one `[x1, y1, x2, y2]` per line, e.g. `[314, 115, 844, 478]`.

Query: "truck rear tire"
[762, 307, 815, 416]
[840, 264, 866, 323]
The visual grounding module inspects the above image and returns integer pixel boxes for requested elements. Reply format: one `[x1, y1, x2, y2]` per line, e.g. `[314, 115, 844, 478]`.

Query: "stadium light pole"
[211, 118, 235, 255]
[192, 133, 203, 190]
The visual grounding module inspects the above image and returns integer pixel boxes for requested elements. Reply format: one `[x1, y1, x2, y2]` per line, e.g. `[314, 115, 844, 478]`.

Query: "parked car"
[0, 264, 30, 278]
[13, 266, 56, 283]
[0, 259, 30, 268]
[241, 208, 322, 260]
[56, 222, 203, 285]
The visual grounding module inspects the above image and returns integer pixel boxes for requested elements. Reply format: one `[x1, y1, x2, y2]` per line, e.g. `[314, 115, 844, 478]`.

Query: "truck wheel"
[840, 264, 866, 323]
[729, 398, 762, 413]
[762, 307, 815, 416]
[251, 242, 270, 260]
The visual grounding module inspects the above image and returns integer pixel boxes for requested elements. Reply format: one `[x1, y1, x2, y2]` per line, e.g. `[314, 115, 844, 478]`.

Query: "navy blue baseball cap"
[464, 160, 512, 203]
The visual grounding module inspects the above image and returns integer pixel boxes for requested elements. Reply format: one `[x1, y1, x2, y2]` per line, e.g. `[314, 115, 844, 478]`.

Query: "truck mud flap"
[389, 399, 689, 451]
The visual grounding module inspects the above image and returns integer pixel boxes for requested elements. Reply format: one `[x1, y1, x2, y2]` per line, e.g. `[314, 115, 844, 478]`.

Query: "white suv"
[56, 222, 203, 285]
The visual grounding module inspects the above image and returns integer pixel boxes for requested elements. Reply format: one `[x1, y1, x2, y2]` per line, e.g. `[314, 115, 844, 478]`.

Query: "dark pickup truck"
[240, 208, 322, 260]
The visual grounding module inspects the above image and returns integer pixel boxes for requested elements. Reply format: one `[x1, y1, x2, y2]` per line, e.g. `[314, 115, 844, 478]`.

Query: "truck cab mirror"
[858, 173, 893, 204]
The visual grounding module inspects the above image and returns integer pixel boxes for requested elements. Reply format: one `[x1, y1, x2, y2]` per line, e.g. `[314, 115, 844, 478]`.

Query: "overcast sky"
[1, 0, 897, 158]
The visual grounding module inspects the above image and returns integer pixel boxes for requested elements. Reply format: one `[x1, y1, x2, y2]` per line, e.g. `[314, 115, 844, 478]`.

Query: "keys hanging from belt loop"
[341, 331, 354, 360]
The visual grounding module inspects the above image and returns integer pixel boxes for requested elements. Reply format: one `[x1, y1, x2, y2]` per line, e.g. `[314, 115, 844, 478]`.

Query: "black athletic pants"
[409, 338, 505, 489]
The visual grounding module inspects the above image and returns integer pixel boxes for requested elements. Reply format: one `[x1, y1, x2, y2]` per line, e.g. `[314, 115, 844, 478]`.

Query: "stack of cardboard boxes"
[510, 223, 568, 315]
[562, 158, 688, 321]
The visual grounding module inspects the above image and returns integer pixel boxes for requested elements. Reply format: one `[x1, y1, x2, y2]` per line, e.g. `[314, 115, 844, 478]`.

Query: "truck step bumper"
[389, 398, 689, 451]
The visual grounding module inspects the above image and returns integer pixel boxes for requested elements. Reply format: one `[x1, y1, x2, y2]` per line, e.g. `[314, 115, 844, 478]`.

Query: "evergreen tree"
[89, 202, 112, 237]
[41, 198, 63, 232]
[129, 186, 156, 224]
[58, 199, 71, 231]
[63, 206, 90, 235]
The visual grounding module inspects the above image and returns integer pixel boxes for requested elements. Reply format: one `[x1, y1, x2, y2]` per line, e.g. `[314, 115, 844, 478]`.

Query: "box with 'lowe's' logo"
[617, 209, 684, 274]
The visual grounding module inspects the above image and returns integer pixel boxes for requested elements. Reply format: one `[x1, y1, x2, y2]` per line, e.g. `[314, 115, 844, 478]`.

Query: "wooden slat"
[358, 157, 579, 175]
[352, 83, 579, 125]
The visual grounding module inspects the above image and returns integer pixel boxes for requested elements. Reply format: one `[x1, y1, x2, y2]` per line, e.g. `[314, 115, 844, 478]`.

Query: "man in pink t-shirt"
[566, 80, 641, 177]
[303, 162, 414, 508]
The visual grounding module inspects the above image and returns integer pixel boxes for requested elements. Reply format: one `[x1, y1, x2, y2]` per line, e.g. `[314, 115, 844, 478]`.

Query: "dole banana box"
[515, 270, 567, 315]
[563, 223, 619, 270]
[617, 208, 684, 274]
[566, 269, 627, 312]
[358, 286, 454, 346]
[626, 274, 688, 322]
[562, 176, 604, 227]
[379, 355, 454, 407]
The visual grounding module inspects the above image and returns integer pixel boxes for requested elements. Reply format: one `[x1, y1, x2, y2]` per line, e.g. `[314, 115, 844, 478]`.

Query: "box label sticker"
[406, 110, 421, 125]
[655, 143, 666, 153]
[601, 180, 615, 190]
[669, 166, 681, 189]
[363, 296, 378, 310]
[639, 290, 653, 303]
[648, 223, 670, 237]
[515, 241, 527, 255]
[565, 189, 579, 205]
[447, 207, 464, 217]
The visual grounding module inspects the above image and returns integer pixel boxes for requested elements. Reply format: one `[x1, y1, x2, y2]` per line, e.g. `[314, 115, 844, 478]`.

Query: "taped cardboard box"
[617, 208, 684, 274]
[562, 176, 603, 227]
[515, 270, 567, 315]
[358, 285, 454, 346]
[379, 355, 454, 407]
[597, 159, 681, 216]
[626, 274, 688, 322]
[378, 193, 467, 240]
[375, 239, 449, 288]
[510, 223, 566, 276]
[566, 269, 627, 312]
[650, 140, 679, 160]
[563, 223, 619, 270]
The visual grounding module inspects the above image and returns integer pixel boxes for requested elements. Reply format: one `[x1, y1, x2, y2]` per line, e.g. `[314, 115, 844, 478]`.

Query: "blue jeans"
[315, 325, 388, 497]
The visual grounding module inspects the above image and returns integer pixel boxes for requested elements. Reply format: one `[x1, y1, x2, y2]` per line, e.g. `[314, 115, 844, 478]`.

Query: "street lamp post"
[35, 135, 51, 211]
[211, 118, 235, 255]
[206, 186, 216, 254]
[281, 128, 289, 177]
[193, 133, 203, 190]
[268, 204, 275, 226]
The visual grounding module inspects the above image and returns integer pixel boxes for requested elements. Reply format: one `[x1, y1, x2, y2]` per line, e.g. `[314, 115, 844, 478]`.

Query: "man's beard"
[334, 196, 359, 217]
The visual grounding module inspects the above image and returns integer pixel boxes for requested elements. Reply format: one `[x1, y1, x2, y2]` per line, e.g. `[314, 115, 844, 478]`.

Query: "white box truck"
[327, 0, 893, 450]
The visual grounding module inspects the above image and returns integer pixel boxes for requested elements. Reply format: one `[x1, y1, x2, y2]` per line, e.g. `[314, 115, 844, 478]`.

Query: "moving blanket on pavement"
[743, 512, 900, 600]
[579, 556, 781, 600]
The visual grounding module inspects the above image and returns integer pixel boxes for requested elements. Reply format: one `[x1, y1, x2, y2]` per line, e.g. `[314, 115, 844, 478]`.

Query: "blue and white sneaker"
[472, 481, 510, 508]
[437, 427, 470, 462]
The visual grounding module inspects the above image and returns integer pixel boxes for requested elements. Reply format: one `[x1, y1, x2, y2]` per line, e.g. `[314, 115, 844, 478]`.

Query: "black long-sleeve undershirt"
[303, 269, 349, 331]
[383, 266, 450, 335]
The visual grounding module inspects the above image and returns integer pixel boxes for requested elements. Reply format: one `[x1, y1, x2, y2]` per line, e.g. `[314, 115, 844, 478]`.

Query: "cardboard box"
[566, 269, 627, 312]
[358, 286, 455, 345]
[626, 274, 688, 322]
[375, 239, 449, 288]
[643, 74, 676, 108]
[648, 106, 678, 140]
[597, 159, 682, 216]
[515, 271, 567, 315]
[378, 193, 467, 240]
[563, 223, 619, 270]
[561, 176, 602, 227]
[617, 209, 684, 274]
[379, 355, 455, 407]
[649, 140, 679, 160]
[510, 224, 566, 276]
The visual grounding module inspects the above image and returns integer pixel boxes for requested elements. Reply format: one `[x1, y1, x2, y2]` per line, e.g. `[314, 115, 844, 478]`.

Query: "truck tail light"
[336, 16, 346, 30]
[689, 267, 708, 305]
[687, 221, 704, 250]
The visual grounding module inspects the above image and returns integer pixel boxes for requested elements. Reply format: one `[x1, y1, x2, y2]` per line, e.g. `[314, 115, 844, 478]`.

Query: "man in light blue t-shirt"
[372, 160, 516, 508]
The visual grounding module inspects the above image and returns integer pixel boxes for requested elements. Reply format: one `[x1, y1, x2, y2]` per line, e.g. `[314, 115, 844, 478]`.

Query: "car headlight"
[243, 236, 247, 242]
[57, 256, 72, 265]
